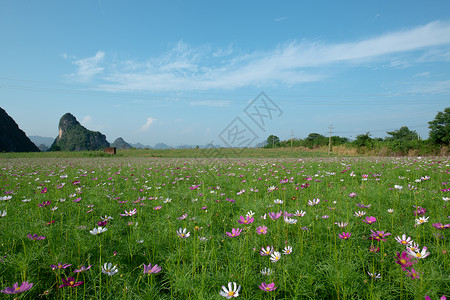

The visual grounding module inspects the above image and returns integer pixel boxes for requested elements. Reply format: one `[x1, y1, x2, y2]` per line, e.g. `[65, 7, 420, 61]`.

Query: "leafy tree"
[304, 133, 327, 148]
[385, 126, 418, 142]
[428, 107, 450, 145]
[353, 132, 373, 148]
[265, 135, 280, 148]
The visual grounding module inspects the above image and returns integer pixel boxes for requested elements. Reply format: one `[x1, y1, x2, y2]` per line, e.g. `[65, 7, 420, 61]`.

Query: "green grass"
[0, 156, 448, 299]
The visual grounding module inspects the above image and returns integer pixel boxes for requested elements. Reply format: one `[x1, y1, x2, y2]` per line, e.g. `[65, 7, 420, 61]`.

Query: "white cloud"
[140, 117, 156, 131]
[70, 21, 450, 92]
[69, 51, 105, 82]
[189, 100, 231, 107]
[81, 115, 92, 126]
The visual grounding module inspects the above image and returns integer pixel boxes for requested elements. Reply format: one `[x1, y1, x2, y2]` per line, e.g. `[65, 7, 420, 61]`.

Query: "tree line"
[264, 107, 450, 155]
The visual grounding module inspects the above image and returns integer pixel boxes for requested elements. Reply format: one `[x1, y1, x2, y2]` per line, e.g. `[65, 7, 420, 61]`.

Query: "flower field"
[0, 156, 448, 299]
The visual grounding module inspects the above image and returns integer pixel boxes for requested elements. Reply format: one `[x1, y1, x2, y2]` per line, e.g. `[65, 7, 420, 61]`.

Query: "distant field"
[0, 147, 333, 159]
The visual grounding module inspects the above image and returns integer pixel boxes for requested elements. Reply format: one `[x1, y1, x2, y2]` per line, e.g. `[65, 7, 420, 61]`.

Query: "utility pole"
[328, 124, 333, 155]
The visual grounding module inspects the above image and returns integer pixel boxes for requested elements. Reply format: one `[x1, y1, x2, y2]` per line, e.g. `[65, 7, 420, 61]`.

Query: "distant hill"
[49, 113, 110, 151]
[0, 107, 40, 152]
[130, 142, 153, 149]
[153, 143, 172, 150]
[111, 137, 132, 149]
[29, 136, 54, 148]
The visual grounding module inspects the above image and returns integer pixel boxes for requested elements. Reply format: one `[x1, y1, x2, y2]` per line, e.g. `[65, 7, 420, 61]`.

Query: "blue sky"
[1, 1, 450, 147]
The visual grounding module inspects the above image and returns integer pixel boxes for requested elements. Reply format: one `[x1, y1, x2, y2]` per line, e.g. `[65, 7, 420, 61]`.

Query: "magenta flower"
[425, 296, 447, 300]
[153, 206, 162, 210]
[73, 265, 92, 273]
[225, 228, 242, 238]
[143, 263, 161, 274]
[59, 277, 83, 288]
[259, 282, 277, 292]
[432, 222, 450, 229]
[395, 251, 417, 270]
[363, 216, 377, 224]
[27, 234, 46, 241]
[268, 211, 282, 220]
[369, 230, 391, 241]
[39, 201, 51, 207]
[348, 192, 357, 198]
[256, 225, 267, 235]
[1, 281, 33, 294]
[405, 268, 420, 280]
[368, 246, 380, 253]
[237, 215, 254, 224]
[338, 232, 351, 239]
[178, 214, 188, 220]
[50, 263, 72, 270]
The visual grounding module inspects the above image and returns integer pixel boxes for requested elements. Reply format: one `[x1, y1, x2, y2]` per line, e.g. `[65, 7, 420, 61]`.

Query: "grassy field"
[0, 147, 332, 159]
[0, 154, 448, 299]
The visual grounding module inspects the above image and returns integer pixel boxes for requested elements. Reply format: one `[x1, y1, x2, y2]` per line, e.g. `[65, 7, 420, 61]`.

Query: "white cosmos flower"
[283, 246, 293, 255]
[260, 267, 272, 276]
[270, 251, 281, 263]
[219, 282, 241, 299]
[0, 210, 6, 217]
[102, 262, 118, 276]
[415, 216, 429, 226]
[90, 227, 108, 235]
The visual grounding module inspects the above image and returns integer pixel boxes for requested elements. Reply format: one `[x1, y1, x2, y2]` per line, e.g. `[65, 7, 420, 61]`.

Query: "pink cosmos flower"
[1, 281, 33, 294]
[256, 225, 267, 235]
[268, 211, 282, 220]
[237, 215, 254, 224]
[395, 251, 417, 270]
[363, 216, 377, 224]
[338, 232, 351, 239]
[27, 234, 46, 241]
[259, 282, 277, 292]
[59, 277, 83, 288]
[405, 268, 420, 280]
[50, 263, 72, 270]
[225, 228, 242, 238]
[73, 265, 92, 273]
[143, 263, 161, 274]
[432, 223, 450, 229]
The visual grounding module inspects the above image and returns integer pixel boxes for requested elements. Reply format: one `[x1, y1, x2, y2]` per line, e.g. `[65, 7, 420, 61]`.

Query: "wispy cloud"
[139, 117, 156, 131]
[274, 16, 288, 22]
[67, 21, 450, 92]
[408, 80, 450, 95]
[68, 51, 105, 82]
[189, 100, 231, 107]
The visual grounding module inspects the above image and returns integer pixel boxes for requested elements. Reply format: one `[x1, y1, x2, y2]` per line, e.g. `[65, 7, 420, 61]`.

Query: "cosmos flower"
[362, 216, 377, 224]
[177, 228, 191, 238]
[395, 251, 417, 270]
[143, 263, 161, 274]
[268, 211, 282, 220]
[283, 246, 293, 255]
[367, 272, 381, 280]
[89, 227, 107, 235]
[395, 234, 413, 246]
[307, 198, 320, 206]
[73, 265, 92, 273]
[101, 263, 118, 276]
[354, 211, 366, 217]
[338, 232, 351, 239]
[225, 228, 242, 238]
[270, 251, 281, 263]
[294, 210, 306, 217]
[260, 267, 272, 276]
[415, 216, 429, 226]
[246, 211, 255, 218]
[237, 215, 254, 224]
[335, 222, 348, 228]
[407, 246, 430, 259]
[120, 209, 137, 217]
[260, 246, 274, 256]
[178, 214, 188, 220]
[274, 199, 283, 204]
[284, 217, 297, 224]
[405, 268, 420, 280]
[59, 277, 83, 288]
[432, 222, 450, 229]
[1, 281, 33, 294]
[219, 282, 241, 299]
[27, 234, 46, 241]
[50, 263, 72, 271]
[259, 282, 277, 292]
[256, 225, 267, 235]
[0, 211, 6, 218]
